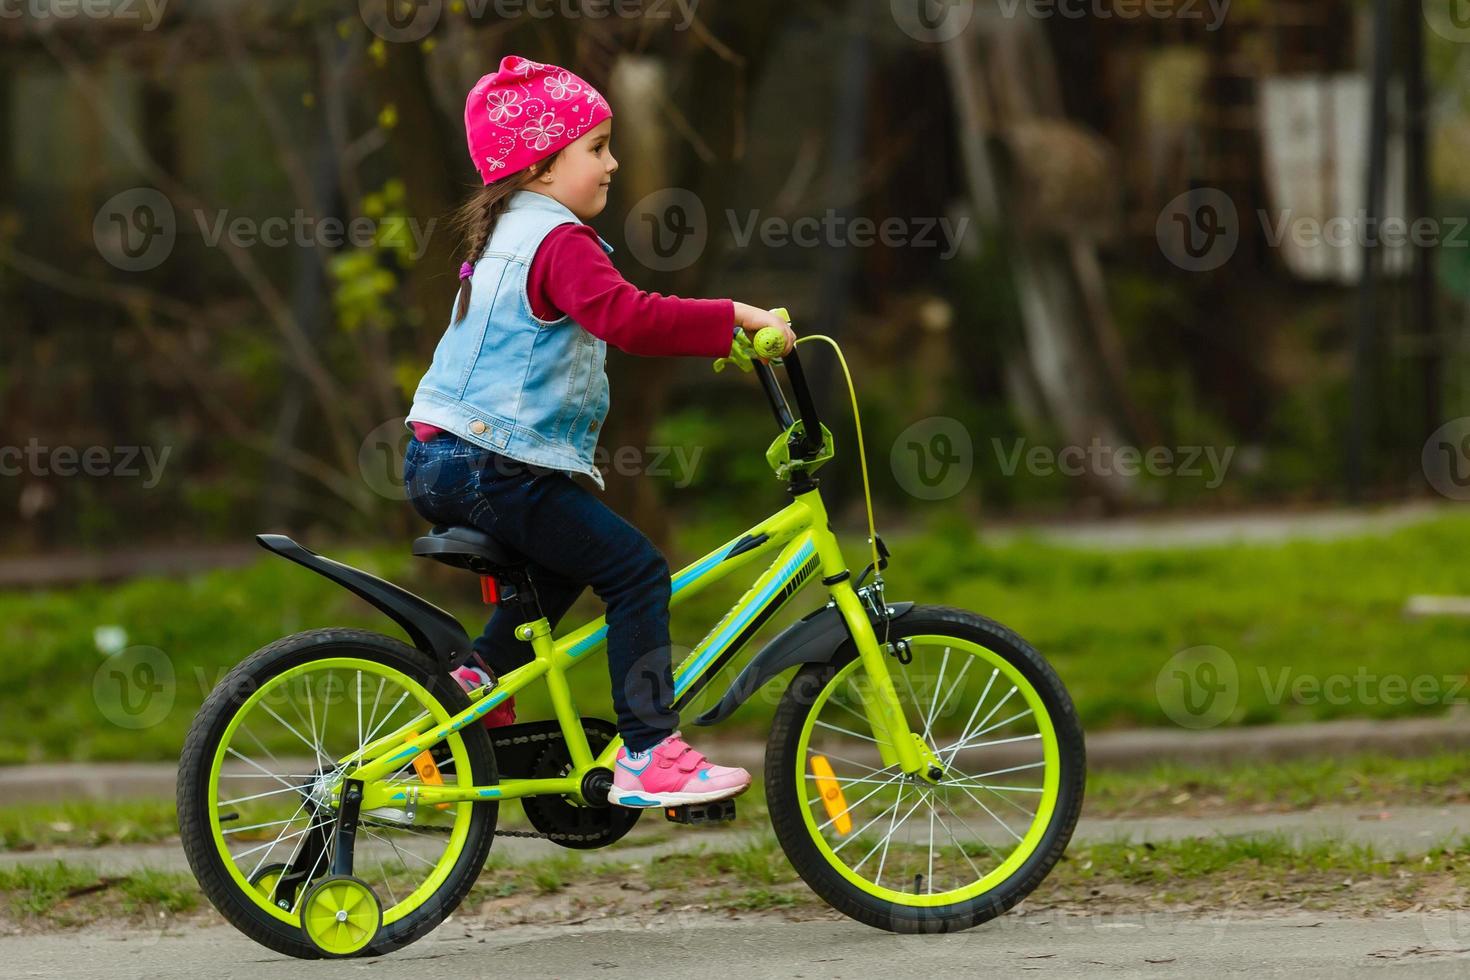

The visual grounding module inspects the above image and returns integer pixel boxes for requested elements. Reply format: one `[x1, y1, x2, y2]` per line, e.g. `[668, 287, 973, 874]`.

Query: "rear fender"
[256, 534, 473, 671]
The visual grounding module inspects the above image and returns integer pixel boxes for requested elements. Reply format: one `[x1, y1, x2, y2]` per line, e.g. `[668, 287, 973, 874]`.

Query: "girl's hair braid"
[451, 149, 563, 324]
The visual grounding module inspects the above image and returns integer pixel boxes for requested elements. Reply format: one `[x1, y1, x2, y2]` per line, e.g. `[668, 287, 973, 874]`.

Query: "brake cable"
[791, 334, 883, 587]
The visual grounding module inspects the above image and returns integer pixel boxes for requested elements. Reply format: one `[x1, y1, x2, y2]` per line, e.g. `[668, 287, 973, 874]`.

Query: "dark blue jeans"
[402, 433, 678, 752]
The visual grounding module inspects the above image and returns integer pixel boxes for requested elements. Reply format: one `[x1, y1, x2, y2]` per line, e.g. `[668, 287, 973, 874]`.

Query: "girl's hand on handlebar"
[733, 302, 796, 359]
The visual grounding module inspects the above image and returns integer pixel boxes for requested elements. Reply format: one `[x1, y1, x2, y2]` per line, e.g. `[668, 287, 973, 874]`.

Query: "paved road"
[1, 911, 1466, 978]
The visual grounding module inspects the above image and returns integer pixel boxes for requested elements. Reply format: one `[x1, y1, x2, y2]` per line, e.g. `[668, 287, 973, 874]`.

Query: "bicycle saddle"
[412, 524, 528, 574]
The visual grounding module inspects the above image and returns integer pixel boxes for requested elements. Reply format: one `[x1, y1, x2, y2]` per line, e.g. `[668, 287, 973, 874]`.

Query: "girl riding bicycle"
[401, 55, 794, 809]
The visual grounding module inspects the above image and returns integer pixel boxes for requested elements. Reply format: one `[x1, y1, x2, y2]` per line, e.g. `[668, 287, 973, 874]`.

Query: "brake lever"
[713, 329, 757, 374]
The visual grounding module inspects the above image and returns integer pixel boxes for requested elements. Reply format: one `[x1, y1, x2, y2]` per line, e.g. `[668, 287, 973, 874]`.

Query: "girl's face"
[529, 118, 617, 220]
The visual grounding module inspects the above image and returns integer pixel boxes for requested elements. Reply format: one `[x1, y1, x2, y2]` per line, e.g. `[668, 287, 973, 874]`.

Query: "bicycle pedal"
[663, 798, 736, 825]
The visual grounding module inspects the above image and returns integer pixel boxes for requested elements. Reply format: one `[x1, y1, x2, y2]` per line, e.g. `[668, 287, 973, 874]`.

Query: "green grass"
[1085, 750, 1470, 817]
[0, 861, 199, 925]
[0, 799, 179, 851]
[5, 512, 1470, 761]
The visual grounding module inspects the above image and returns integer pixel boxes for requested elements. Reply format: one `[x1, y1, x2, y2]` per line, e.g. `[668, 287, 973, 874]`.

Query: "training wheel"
[248, 862, 290, 906]
[299, 875, 382, 957]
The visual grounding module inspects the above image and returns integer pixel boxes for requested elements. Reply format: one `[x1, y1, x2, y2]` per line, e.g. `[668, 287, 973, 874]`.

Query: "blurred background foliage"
[3, 0, 1468, 557]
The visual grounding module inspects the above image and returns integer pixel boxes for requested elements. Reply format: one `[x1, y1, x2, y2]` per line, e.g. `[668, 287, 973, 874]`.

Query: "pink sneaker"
[608, 731, 751, 808]
[450, 666, 516, 728]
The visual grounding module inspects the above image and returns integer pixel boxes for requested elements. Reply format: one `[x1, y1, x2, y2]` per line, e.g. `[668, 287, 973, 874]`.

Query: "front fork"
[831, 579, 945, 784]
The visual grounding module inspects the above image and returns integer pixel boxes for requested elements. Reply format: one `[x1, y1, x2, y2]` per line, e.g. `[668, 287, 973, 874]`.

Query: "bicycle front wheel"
[764, 605, 1084, 933]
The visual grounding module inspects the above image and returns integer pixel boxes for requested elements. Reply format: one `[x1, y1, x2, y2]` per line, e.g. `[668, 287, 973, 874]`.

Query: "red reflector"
[479, 575, 499, 605]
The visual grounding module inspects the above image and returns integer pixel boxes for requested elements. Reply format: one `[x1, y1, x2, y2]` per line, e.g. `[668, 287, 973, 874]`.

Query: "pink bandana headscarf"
[464, 55, 612, 184]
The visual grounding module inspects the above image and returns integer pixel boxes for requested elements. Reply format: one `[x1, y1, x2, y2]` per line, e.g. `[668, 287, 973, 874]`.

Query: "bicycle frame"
[346, 484, 926, 812]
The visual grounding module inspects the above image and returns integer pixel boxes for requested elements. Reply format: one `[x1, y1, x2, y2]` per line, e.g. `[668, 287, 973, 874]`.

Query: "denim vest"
[405, 190, 614, 490]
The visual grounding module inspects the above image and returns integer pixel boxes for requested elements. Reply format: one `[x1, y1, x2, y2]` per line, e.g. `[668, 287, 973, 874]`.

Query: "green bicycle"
[176, 314, 1085, 956]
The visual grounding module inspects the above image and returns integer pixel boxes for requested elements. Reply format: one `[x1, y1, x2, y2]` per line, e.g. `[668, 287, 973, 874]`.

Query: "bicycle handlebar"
[778, 343, 825, 458]
[714, 311, 824, 464]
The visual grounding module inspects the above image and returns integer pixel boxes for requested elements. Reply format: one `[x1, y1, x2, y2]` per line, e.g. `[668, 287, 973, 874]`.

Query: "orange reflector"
[810, 755, 851, 835]
[413, 749, 451, 810]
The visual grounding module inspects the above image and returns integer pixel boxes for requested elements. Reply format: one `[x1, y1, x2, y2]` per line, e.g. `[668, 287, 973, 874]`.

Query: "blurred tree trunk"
[943, 13, 1144, 505]
[371, 39, 461, 345]
[601, 6, 786, 549]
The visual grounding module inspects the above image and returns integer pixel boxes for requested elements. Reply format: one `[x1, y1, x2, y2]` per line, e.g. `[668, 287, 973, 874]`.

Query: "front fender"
[692, 600, 915, 726]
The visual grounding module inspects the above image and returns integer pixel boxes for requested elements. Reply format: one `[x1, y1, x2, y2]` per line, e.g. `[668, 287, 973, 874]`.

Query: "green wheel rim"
[794, 634, 1061, 907]
[206, 657, 476, 928]
[301, 877, 381, 955]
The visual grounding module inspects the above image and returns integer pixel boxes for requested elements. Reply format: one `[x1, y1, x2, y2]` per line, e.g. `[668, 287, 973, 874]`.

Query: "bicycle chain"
[485, 726, 612, 844]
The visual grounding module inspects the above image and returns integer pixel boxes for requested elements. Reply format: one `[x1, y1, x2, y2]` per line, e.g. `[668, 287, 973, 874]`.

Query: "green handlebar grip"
[752, 326, 788, 360]
[713, 307, 792, 372]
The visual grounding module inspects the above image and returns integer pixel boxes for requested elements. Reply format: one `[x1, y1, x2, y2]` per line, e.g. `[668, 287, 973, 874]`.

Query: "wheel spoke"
[943, 709, 1036, 755]
[257, 703, 328, 768]
[225, 747, 310, 794]
[921, 647, 950, 743]
[812, 719, 888, 746]
[943, 686, 1018, 768]
[832, 782, 923, 856]
[852, 783, 907, 873]
[931, 655, 973, 736]
[931, 788, 1005, 868]
[219, 783, 313, 807]
[875, 790, 929, 885]
[943, 731, 1041, 755]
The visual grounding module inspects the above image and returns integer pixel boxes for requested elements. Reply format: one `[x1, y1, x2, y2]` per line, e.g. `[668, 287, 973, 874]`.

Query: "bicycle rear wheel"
[765, 605, 1084, 933]
[177, 628, 497, 958]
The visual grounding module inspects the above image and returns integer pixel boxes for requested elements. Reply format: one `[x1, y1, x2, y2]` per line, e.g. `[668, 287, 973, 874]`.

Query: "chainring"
[518, 718, 641, 850]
